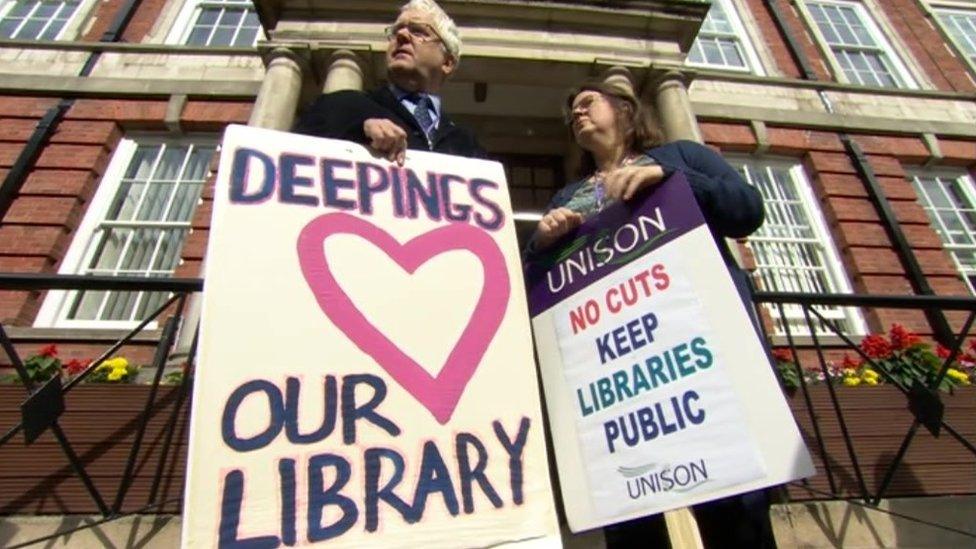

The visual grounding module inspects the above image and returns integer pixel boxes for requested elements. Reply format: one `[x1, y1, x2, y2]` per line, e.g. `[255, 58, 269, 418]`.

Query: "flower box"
[783, 384, 976, 501]
[0, 384, 190, 514]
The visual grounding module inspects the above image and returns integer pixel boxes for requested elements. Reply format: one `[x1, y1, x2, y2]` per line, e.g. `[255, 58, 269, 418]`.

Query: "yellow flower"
[107, 369, 125, 381]
[862, 368, 879, 380]
[947, 369, 972, 385]
[97, 357, 128, 371]
[863, 377, 878, 385]
[843, 377, 861, 386]
[842, 368, 856, 376]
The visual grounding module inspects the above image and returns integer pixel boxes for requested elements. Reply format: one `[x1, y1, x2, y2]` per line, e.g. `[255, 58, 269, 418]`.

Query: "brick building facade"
[1, 0, 973, 343]
[0, 0, 974, 544]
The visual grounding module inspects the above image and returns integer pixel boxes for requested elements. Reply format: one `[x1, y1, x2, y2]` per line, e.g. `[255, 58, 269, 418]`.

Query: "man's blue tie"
[410, 94, 435, 140]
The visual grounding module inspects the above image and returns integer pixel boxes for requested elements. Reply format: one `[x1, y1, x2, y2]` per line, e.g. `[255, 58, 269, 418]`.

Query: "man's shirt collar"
[389, 84, 442, 120]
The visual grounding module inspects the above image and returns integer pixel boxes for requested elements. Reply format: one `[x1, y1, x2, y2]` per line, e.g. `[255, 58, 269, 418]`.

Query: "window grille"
[806, 1, 912, 88]
[181, 0, 260, 47]
[736, 159, 864, 336]
[934, 7, 976, 67]
[910, 171, 976, 293]
[0, 0, 80, 40]
[44, 138, 216, 326]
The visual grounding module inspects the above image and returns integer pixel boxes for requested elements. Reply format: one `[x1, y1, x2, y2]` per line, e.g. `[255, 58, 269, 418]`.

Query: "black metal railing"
[1, 275, 974, 544]
[753, 290, 976, 515]
[0, 273, 202, 548]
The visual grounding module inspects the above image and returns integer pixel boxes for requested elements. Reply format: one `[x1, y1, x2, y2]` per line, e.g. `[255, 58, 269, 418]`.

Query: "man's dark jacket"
[293, 86, 486, 158]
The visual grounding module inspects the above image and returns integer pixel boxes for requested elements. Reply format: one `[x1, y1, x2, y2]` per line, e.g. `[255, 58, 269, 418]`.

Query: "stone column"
[650, 70, 702, 143]
[248, 47, 307, 130]
[601, 65, 635, 95]
[322, 49, 366, 93]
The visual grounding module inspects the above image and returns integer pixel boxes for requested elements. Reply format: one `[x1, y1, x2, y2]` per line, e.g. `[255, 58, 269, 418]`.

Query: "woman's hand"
[534, 207, 584, 250]
[603, 164, 665, 201]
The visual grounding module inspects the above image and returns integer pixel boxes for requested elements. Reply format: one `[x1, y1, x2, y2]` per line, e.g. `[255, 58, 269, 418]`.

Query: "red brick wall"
[703, 122, 976, 337]
[742, 0, 833, 79]
[738, 0, 975, 91]
[81, 0, 170, 42]
[0, 97, 66, 324]
[0, 97, 251, 325]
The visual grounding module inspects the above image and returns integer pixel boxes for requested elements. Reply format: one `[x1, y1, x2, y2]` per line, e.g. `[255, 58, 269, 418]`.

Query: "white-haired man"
[294, 0, 484, 162]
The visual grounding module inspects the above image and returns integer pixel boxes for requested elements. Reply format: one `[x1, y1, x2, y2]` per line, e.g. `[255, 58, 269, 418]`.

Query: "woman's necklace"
[592, 153, 640, 209]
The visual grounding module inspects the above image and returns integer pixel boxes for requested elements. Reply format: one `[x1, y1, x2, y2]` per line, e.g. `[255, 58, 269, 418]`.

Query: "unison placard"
[182, 125, 561, 547]
[526, 173, 814, 532]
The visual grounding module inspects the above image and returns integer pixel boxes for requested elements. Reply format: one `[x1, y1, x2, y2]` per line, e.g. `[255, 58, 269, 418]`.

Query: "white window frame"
[733, 157, 867, 337]
[928, 2, 976, 77]
[909, 168, 976, 294]
[0, 0, 96, 41]
[686, 0, 767, 75]
[798, 0, 920, 89]
[35, 135, 215, 329]
[164, 0, 262, 47]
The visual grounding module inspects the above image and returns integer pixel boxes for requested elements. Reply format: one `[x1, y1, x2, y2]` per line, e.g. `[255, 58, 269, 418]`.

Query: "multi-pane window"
[39, 138, 215, 327]
[806, 0, 914, 88]
[180, 0, 260, 47]
[687, 0, 759, 72]
[501, 154, 562, 214]
[0, 0, 80, 40]
[910, 171, 976, 293]
[735, 159, 863, 336]
[497, 154, 563, 248]
[934, 7, 976, 67]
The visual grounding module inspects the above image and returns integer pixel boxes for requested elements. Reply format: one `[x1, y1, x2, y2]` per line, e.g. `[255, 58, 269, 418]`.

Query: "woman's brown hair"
[565, 80, 665, 178]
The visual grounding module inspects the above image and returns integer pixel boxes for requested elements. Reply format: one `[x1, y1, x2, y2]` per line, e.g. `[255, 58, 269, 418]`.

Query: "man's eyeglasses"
[384, 21, 443, 44]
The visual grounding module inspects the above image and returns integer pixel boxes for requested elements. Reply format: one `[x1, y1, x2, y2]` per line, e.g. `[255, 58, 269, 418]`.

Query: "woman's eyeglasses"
[384, 22, 443, 44]
[565, 93, 605, 125]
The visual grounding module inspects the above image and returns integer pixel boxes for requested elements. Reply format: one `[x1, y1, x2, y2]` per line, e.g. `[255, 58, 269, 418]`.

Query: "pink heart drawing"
[296, 213, 510, 424]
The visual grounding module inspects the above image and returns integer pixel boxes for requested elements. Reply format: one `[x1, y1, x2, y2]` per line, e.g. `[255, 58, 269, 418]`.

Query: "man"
[293, 0, 485, 163]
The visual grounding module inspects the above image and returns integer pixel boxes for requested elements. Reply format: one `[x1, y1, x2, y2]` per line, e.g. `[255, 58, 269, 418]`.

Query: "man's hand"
[603, 164, 665, 201]
[535, 207, 584, 250]
[363, 118, 407, 165]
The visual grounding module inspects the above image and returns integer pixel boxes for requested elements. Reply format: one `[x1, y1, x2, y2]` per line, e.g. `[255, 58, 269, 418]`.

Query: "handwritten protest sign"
[182, 125, 561, 547]
[526, 174, 814, 532]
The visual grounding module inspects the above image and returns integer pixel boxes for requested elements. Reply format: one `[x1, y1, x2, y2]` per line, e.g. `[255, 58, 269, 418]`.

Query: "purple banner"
[525, 172, 706, 316]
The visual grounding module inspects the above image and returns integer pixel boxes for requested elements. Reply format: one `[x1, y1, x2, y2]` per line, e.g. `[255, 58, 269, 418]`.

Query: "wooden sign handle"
[664, 508, 704, 549]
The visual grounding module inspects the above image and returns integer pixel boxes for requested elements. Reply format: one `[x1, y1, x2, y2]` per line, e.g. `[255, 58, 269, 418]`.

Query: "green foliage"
[775, 360, 801, 390]
[770, 325, 975, 392]
[0, 345, 61, 384]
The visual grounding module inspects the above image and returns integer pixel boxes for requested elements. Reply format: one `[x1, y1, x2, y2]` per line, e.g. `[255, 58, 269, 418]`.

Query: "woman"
[527, 80, 764, 297]
[528, 81, 772, 547]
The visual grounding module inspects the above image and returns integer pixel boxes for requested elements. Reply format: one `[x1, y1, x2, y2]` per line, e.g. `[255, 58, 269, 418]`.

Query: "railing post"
[111, 296, 185, 513]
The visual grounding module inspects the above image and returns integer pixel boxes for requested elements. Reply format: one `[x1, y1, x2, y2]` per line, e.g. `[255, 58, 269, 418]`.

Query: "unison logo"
[545, 208, 672, 293]
[618, 459, 709, 499]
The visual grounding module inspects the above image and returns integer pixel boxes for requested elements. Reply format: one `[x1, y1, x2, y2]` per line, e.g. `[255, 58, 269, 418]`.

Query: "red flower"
[936, 344, 952, 359]
[889, 324, 920, 350]
[860, 334, 892, 359]
[63, 359, 91, 375]
[771, 348, 795, 363]
[842, 354, 862, 369]
[38, 344, 58, 357]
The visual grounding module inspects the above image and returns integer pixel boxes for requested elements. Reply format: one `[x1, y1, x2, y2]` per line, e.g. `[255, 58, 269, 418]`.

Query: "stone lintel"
[693, 102, 976, 139]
